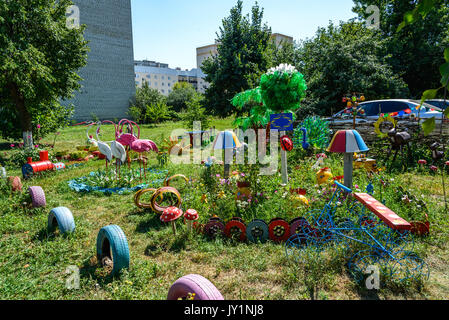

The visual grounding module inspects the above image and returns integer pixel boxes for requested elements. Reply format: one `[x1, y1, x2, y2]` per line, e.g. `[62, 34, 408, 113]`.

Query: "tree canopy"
[201, 0, 272, 117]
[352, 0, 449, 98]
[0, 0, 89, 144]
[297, 21, 409, 117]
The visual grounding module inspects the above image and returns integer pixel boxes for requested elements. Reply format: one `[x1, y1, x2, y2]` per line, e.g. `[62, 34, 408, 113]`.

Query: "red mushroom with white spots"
[184, 209, 199, 232]
[161, 207, 183, 236]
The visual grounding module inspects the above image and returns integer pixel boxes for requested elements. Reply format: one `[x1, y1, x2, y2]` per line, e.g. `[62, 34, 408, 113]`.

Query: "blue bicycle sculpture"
[285, 181, 429, 284]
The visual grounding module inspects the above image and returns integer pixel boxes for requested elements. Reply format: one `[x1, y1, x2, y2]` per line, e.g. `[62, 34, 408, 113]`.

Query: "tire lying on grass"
[28, 186, 46, 208]
[48, 207, 75, 234]
[96, 225, 130, 275]
[167, 274, 224, 300]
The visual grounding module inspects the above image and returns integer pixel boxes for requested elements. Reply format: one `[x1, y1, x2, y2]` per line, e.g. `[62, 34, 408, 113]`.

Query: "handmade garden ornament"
[212, 131, 241, 179]
[161, 207, 183, 236]
[224, 217, 247, 242]
[280, 135, 294, 152]
[8, 176, 22, 192]
[150, 187, 182, 214]
[0, 166, 6, 178]
[204, 217, 225, 239]
[96, 225, 130, 275]
[184, 209, 199, 232]
[316, 167, 333, 185]
[268, 218, 291, 243]
[167, 274, 224, 300]
[48, 207, 75, 234]
[312, 153, 327, 170]
[246, 219, 269, 243]
[28, 186, 46, 208]
[327, 130, 369, 189]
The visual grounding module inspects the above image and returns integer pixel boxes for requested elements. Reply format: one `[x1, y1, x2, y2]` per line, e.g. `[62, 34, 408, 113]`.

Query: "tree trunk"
[8, 83, 33, 148]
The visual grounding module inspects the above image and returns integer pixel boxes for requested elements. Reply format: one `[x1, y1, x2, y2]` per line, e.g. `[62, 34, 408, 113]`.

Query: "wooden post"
[343, 153, 353, 189]
[281, 131, 288, 185]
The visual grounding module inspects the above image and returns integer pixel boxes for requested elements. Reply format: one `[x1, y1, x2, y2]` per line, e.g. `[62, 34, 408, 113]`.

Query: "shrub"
[180, 93, 210, 130]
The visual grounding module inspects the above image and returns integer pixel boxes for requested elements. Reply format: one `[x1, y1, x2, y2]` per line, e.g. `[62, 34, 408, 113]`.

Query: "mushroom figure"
[327, 130, 369, 189]
[161, 207, 183, 236]
[184, 209, 199, 232]
[212, 131, 241, 179]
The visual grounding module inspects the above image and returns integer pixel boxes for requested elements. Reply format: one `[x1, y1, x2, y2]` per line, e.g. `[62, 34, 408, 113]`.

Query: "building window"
[154, 75, 158, 79]
[135, 74, 138, 78]
[162, 83, 165, 86]
[162, 76, 165, 79]
[161, 89, 165, 93]
[154, 82, 157, 86]
[146, 75, 150, 78]
[168, 83, 171, 87]
[168, 76, 171, 80]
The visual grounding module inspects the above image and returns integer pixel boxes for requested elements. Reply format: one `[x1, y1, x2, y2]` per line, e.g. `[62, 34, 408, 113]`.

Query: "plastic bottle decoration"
[280, 135, 294, 152]
[327, 130, 369, 189]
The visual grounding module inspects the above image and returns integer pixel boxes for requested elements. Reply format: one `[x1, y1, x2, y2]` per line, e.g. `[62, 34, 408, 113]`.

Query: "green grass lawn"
[1, 118, 448, 300]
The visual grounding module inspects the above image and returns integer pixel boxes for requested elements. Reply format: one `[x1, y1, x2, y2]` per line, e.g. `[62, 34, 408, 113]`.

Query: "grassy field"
[0, 118, 448, 300]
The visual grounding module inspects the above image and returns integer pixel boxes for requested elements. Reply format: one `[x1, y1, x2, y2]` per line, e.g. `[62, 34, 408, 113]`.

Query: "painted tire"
[290, 217, 310, 236]
[150, 187, 182, 214]
[96, 225, 130, 275]
[134, 188, 158, 209]
[48, 207, 75, 234]
[164, 174, 189, 187]
[224, 218, 247, 241]
[167, 274, 224, 300]
[28, 186, 46, 208]
[204, 218, 225, 239]
[246, 219, 269, 243]
[268, 218, 291, 242]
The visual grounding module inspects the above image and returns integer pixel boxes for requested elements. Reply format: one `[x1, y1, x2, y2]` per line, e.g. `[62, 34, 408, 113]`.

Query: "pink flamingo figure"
[116, 119, 158, 180]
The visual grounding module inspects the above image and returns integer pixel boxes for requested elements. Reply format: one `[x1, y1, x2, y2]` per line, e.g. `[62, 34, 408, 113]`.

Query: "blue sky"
[131, 0, 357, 70]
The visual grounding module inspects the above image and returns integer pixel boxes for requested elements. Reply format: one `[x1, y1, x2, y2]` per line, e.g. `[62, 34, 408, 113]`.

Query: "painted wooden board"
[354, 193, 411, 231]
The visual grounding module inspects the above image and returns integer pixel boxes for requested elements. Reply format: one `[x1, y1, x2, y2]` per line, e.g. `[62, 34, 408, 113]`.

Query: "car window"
[360, 102, 378, 116]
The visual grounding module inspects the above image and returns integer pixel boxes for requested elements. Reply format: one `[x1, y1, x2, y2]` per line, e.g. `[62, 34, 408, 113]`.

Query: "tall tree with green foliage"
[297, 21, 409, 117]
[166, 82, 198, 113]
[0, 0, 89, 146]
[129, 82, 170, 124]
[201, 0, 272, 117]
[352, 0, 449, 98]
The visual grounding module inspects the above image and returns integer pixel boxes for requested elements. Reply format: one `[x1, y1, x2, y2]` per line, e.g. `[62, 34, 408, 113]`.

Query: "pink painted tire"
[28, 186, 46, 208]
[167, 274, 224, 300]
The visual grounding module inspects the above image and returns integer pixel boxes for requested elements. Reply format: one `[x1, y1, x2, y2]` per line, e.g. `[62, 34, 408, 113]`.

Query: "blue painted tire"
[48, 207, 75, 234]
[246, 219, 269, 243]
[96, 225, 130, 275]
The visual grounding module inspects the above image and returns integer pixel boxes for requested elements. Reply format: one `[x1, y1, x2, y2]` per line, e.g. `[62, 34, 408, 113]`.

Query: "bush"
[128, 83, 168, 124]
[180, 93, 210, 130]
[167, 82, 198, 113]
[145, 101, 173, 125]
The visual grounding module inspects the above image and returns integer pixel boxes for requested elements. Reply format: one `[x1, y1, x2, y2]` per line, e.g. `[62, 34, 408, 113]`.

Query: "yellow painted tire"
[374, 116, 397, 138]
[150, 187, 182, 214]
[134, 188, 158, 209]
[164, 174, 189, 187]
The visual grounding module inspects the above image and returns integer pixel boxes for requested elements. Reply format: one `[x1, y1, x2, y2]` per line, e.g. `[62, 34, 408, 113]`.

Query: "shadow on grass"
[33, 228, 63, 242]
[135, 214, 165, 233]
